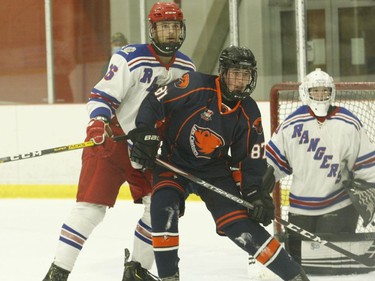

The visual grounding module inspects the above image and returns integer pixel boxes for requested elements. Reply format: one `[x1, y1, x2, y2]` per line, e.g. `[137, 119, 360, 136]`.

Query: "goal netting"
[270, 82, 375, 237]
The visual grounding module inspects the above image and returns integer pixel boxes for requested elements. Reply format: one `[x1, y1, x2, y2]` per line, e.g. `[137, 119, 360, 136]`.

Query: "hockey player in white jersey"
[43, 2, 195, 281]
[266, 68, 375, 266]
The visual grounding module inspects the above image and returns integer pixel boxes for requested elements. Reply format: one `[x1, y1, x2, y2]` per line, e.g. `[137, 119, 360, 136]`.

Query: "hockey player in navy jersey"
[128, 46, 309, 281]
[43, 2, 195, 281]
[266, 68, 375, 267]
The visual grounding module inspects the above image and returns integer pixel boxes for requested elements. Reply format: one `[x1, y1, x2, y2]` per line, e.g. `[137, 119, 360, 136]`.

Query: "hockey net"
[270, 82, 375, 237]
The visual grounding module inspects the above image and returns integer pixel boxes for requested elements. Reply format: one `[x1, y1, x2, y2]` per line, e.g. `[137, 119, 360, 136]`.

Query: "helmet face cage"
[299, 68, 336, 117]
[219, 46, 257, 101]
[148, 2, 186, 55]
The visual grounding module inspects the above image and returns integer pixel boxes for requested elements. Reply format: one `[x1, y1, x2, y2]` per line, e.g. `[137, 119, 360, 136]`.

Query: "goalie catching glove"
[343, 178, 375, 227]
[127, 127, 160, 170]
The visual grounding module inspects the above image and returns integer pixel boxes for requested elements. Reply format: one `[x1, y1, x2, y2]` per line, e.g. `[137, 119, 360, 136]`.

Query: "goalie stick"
[154, 158, 375, 267]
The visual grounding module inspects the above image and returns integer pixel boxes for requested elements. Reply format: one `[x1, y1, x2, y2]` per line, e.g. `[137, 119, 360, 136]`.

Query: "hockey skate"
[122, 248, 160, 281]
[43, 263, 70, 281]
[161, 272, 179, 281]
[289, 270, 309, 281]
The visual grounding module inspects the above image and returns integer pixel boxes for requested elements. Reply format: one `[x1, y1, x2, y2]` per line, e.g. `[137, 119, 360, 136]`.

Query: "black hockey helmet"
[218, 46, 257, 101]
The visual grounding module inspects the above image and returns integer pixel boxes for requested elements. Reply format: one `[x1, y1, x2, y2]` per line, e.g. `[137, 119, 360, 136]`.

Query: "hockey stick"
[155, 158, 375, 267]
[4, 134, 374, 265]
[0, 135, 128, 164]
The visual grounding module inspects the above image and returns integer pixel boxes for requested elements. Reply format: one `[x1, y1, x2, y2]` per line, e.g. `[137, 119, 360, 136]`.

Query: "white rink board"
[0, 104, 89, 184]
[0, 102, 271, 184]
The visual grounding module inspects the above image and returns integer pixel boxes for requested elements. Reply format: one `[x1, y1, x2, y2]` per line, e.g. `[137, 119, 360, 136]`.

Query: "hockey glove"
[343, 178, 375, 227]
[263, 165, 276, 194]
[127, 127, 160, 170]
[243, 188, 275, 226]
[86, 116, 112, 145]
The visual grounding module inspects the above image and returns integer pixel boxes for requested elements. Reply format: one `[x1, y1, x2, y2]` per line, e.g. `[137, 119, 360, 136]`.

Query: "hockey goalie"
[266, 68, 375, 275]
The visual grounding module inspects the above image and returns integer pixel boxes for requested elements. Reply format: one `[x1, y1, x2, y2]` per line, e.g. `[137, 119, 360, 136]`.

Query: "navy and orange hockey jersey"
[135, 71, 267, 189]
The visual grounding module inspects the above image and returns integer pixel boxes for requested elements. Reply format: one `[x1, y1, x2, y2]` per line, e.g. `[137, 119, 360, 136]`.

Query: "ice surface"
[0, 199, 374, 280]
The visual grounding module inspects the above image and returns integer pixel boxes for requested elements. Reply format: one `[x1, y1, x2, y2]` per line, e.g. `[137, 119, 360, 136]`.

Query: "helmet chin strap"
[151, 42, 175, 57]
[220, 80, 244, 107]
[222, 94, 239, 109]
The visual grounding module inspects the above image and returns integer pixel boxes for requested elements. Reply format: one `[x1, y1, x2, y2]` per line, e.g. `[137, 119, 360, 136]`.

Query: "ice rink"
[1, 199, 374, 281]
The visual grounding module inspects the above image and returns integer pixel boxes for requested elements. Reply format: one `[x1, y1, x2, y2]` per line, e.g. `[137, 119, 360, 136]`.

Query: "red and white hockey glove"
[86, 116, 113, 145]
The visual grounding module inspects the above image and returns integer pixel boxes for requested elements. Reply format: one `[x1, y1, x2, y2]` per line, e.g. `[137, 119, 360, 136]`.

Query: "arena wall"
[0, 102, 271, 199]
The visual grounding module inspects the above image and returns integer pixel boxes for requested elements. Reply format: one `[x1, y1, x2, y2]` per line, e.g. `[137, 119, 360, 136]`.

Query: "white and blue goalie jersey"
[266, 105, 375, 216]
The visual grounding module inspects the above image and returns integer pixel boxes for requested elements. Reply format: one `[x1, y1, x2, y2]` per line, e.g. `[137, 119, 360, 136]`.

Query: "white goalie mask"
[299, 68, 336, 117]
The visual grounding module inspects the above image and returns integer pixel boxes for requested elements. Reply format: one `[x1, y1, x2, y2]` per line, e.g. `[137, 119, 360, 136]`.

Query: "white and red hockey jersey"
[266, 105, 375, 216]
[87, 43, 196, 134]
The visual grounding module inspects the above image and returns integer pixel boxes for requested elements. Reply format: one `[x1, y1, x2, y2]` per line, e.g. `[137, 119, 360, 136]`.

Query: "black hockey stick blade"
[155, 158, 375, 267]
[0, 135, 128, 164]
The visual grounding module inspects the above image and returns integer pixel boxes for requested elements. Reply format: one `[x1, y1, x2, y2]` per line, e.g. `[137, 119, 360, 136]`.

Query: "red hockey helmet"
[148, 2, 186, 56]
[148, 2, 184, 23]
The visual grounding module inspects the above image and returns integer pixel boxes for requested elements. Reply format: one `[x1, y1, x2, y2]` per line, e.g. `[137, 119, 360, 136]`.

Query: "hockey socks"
[53, 202, 106, 271]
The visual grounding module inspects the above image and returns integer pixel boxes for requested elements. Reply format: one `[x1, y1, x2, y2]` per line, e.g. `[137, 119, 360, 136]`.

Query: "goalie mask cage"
[270, 82, 375, 237]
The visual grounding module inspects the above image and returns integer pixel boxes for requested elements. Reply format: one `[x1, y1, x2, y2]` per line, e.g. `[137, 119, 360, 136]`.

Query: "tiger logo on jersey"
[190, 125, 224, 159]
[253, 117, 263, 135]
[174, 73, 190, 89]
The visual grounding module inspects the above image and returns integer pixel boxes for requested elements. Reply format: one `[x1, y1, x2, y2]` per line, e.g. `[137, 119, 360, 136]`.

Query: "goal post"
[269, 82, 375, 237]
